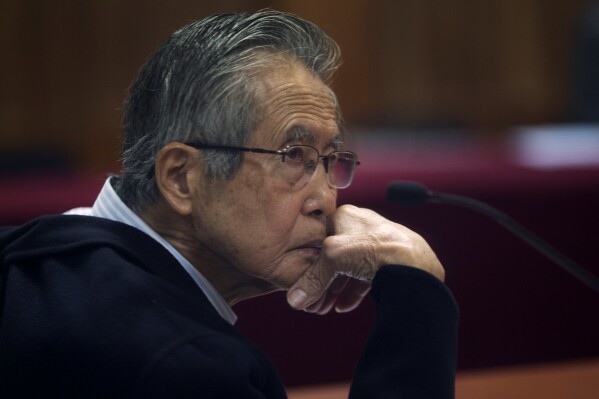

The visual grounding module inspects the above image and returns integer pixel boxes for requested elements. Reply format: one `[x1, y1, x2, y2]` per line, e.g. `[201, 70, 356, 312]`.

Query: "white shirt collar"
[65, 177, 237, 325]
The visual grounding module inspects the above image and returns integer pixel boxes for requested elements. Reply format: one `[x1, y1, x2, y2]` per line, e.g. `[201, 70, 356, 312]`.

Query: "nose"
[302, 164, 337, 218]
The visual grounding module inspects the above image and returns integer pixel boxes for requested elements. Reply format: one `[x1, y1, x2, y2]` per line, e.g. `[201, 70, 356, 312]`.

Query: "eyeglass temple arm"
[186, 143, 281, 155]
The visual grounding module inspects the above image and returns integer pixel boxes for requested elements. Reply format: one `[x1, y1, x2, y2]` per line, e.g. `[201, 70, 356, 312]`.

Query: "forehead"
[285, 125, 343, 150]
[251, 62, 341, 147]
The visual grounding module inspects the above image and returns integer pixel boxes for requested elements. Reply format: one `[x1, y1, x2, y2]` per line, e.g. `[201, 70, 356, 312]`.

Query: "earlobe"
[154, 142, 199, 216]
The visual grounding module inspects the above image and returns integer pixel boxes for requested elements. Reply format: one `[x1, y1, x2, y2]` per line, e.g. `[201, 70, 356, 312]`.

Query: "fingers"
[287, 233, 377, 310]
[334, 279, 371, 313]
[304, 275, 350, 315]
[287, 253, 336, 310]
[287, 204, 445, 312]
[291, 275, 371, 315]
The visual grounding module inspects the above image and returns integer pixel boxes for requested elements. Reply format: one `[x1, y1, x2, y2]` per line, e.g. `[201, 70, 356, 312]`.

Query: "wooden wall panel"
[0, 0, 593, 170]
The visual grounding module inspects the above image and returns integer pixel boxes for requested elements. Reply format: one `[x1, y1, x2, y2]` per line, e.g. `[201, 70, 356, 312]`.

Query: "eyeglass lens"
[328, 152, 356, 189]
[284, 145, 356, 189]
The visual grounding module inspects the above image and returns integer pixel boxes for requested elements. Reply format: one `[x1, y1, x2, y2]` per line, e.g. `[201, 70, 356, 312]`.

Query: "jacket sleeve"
[349, 265, 459, 399]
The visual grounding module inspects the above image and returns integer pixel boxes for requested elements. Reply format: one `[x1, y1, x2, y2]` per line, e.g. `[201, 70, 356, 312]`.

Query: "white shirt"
[65, 177, 237, 325]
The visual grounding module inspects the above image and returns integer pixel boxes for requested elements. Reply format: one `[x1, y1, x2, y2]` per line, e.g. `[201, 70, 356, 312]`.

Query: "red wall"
[2, 133, 598, 387]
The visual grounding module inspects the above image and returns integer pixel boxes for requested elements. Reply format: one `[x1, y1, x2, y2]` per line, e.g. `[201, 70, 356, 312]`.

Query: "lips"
[293, 240, 323, 260]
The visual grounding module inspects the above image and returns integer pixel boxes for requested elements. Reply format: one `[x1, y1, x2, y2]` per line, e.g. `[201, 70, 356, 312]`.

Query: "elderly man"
[0, 10, 457, 398]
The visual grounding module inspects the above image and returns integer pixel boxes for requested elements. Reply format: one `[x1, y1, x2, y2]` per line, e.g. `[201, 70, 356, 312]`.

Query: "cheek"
[245, 198, 302, 256]
[196, 168, 310, 285]
[211, 190, 303, 260]
[234, 198, 312, 284]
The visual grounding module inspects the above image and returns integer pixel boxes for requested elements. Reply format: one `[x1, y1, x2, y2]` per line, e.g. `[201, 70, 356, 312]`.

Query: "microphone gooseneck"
[386, 181, 599, 293]
[386, 182, 431, 206]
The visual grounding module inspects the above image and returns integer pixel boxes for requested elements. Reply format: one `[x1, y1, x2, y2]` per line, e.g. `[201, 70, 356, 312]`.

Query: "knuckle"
[302, 267, 328, 291]
[336, 204, 355, 212]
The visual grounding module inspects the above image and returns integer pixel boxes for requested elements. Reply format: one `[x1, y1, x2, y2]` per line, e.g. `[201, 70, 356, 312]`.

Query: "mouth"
[293, 239, 324, 259]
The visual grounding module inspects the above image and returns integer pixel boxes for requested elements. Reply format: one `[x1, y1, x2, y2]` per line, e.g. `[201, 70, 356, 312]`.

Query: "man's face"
[190, 63, 340, 295]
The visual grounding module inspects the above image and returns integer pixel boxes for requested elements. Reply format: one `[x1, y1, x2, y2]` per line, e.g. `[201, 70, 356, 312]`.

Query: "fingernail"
[287, 289, 308, 309]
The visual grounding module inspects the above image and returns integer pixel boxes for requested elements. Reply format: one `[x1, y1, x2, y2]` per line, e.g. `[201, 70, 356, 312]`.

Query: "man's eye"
[305, 159, 317, 173]
[286, 147, 305, 162]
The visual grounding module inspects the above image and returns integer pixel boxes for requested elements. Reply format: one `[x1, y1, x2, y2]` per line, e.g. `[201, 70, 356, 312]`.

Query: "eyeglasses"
[184, 142, 360, 189]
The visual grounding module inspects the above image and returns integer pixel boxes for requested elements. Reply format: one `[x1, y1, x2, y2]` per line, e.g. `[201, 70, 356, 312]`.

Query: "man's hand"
[287, 205, 444, 313]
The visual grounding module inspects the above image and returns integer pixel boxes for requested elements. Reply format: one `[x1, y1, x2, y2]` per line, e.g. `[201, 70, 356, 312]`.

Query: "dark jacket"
[0, 215, 458, 398]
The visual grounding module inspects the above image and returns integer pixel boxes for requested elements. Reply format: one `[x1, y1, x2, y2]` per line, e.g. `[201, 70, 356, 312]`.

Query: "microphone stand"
[388, 182, 599, 293]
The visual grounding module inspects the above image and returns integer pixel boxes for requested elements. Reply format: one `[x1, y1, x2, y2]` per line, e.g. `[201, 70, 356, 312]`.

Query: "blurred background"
[2, 0, 599, 170]
[2, 0, 599, 392]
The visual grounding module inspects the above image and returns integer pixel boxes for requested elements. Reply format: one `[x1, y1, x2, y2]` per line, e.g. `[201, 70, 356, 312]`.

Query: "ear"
[153, 142, 201, 216]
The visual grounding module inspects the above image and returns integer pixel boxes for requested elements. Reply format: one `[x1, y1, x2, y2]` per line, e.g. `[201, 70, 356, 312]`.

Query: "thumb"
[286, 255, 336, 310]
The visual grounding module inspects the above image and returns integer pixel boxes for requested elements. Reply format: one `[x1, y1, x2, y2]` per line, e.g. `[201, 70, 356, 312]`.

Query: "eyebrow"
[286, 125, 343, 150]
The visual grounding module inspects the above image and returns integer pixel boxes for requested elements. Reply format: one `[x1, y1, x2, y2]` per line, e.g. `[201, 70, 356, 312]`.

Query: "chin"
[277, 267, 313, 291]
[251, 253, 316, 291]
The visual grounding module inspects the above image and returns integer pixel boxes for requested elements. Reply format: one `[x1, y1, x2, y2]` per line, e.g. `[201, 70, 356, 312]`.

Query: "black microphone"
[387, 181, 599, 293]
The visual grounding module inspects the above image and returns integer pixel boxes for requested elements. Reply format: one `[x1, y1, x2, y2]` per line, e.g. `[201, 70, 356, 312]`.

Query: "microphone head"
[387, 181, 431, 206]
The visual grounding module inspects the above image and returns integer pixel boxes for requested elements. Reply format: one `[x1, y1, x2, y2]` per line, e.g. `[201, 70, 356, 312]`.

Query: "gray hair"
[114, 10, 342, 211]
